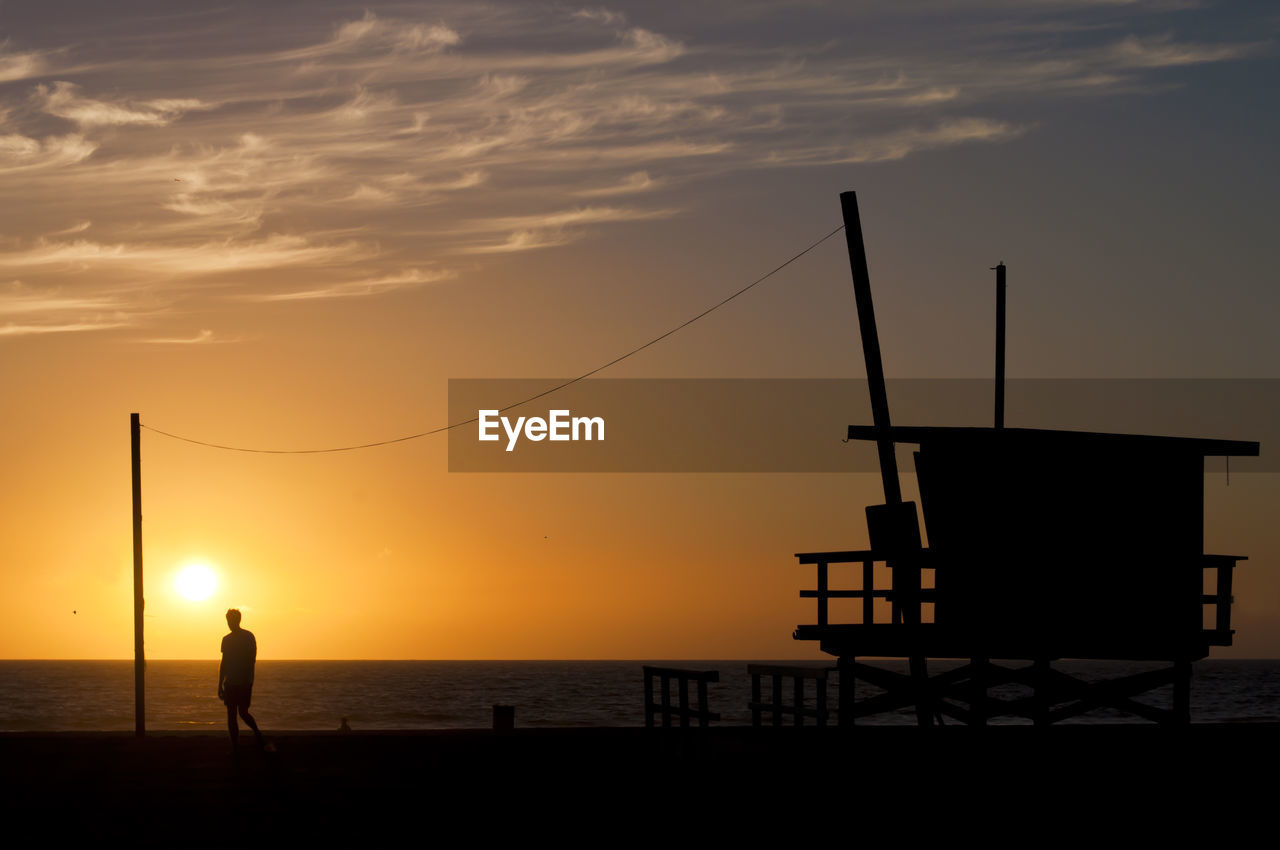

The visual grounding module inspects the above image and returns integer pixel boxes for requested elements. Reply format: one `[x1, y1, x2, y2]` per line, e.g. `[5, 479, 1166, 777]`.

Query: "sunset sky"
[2, 0, 1276, 659]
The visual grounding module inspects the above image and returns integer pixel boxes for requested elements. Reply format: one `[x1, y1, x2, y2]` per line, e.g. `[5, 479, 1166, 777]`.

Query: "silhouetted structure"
[131, 413, 144, 736]
[643, 666, 720, 728]
[748, 664, 830, 727]
[792, 192, 1260, 725]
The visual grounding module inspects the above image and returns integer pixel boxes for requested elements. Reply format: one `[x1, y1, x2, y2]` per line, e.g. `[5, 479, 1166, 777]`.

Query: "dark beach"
[6, 725, 1276, 842]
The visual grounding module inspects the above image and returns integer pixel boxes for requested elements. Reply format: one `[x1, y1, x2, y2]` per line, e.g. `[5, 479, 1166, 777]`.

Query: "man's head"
[226, 608, 242, 629]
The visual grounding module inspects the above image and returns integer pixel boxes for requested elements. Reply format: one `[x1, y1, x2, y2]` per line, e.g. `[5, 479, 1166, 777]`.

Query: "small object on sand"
[338, 717, 351, 733]
[493, 705, 515, 732]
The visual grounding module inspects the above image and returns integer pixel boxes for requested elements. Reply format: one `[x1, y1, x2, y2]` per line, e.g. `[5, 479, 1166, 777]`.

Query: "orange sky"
[1, 1, 1277, 659]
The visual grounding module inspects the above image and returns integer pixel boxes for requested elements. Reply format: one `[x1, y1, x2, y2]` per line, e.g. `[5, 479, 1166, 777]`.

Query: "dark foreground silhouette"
[3, 726, 1273, 842]
[797, 192, 1261, 726]
[219, 608, 265, 754]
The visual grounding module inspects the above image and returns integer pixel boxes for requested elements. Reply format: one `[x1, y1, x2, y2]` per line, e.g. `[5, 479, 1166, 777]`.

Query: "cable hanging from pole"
[141, 224, 847, 454]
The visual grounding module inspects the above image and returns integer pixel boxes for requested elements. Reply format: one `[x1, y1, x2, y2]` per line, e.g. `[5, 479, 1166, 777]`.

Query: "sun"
[174, 563, 218, 601]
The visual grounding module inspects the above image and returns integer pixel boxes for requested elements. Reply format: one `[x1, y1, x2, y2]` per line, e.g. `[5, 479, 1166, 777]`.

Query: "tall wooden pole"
[131, 413, 145, 737]
[840, 191, 901, 505]
[994, 263, 1006, 429]
[840, 192, 930, 725]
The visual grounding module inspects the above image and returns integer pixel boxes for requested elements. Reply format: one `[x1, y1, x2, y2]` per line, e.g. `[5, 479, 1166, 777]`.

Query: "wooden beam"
[847, 661, 913, 691]
[863, 558, 874, 625]
[1173, 658, 1191, 725]
[994, 262, 1006, 429]
[643, 670, 654, 728]
[795, 549, 877, 563]
[850, 689, 922, 718]
[837, 657, 854, 727]
[746, 664, 830, 679]
[839, 191, 900, 506]
[130, 413, 144, 738]
[1037, 665, 1178, 724]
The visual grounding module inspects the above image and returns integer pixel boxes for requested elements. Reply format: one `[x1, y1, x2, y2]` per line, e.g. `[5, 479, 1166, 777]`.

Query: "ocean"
[2, 659, 1278, 731]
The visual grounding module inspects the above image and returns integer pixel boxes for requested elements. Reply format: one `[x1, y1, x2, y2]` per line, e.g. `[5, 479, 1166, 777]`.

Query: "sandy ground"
[3, 726, 1275, 843]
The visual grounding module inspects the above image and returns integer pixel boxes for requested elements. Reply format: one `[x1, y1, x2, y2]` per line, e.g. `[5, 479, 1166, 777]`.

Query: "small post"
[1173, 660, 1192, 725]
[971, 657, 988, 726]
[816, 562, 828, 628]
[837, 657, 854, 727]
[994, 262, 1006, 429]
[910, 656, 930, 727]
[1216, 563, 1235, 633]
[131, 413, 145, 737]
[493, 704, 515, 733]
[862, 558, 874, 625]
[1033, 658, 1051, 726]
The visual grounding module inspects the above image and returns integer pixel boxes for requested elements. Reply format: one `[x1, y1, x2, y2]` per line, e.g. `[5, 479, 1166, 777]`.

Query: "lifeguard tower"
[793, 192, 1259, 725]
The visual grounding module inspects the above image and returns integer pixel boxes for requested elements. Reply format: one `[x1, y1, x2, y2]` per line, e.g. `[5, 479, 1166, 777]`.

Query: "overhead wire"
[141, 223, 846, 454]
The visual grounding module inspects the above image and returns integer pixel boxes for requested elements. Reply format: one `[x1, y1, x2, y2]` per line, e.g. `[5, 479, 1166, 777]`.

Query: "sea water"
[1, 659, 1278, 731]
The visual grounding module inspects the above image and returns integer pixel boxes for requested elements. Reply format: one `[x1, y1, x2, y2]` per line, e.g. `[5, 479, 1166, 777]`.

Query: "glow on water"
[0, 660, 1276, 731]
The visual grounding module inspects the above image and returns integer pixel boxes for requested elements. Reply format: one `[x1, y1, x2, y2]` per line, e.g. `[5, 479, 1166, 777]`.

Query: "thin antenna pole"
[131, 413, 145, 737]
[994, 263, 1006, 429]
[840, 191, 901, 505]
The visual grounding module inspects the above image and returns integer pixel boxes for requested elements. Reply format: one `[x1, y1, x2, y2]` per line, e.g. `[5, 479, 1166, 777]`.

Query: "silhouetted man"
[219, 608, 264, 754]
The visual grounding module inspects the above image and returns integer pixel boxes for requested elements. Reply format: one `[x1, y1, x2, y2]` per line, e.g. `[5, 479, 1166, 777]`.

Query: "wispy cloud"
[476, 205, 677, 231]
[49, 220, 92, 236]
[246, 268, 456, 301]
[575, 171, 659, 197]
[457, 205, 677, 253]
[0, 289, 119, 316]
[0, 2, 1268, 332]
[1108, 33, 1265, 67]
[0, 48, 49, 82]
[311, 11, 460, 57]
[0, 320, 128, 337]
[842, 118, 1027, 164]
[0, 282, 132, 338]
[0, 234, 372, 275]
[571, 9, 628, 28]
[38, 81, 210, 127]
[0, 133, 97, 172]
[137, 329, 221, 344]
[461, 229, 580, 255]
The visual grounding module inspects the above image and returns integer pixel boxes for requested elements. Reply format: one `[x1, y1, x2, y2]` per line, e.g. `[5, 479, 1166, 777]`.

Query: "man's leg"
[238, 704, 264, 747]
[226, 700, 239, 751]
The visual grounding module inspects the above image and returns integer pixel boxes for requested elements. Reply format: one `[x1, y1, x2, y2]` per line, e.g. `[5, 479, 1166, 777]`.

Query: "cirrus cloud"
[0, 1, 1268, 338]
